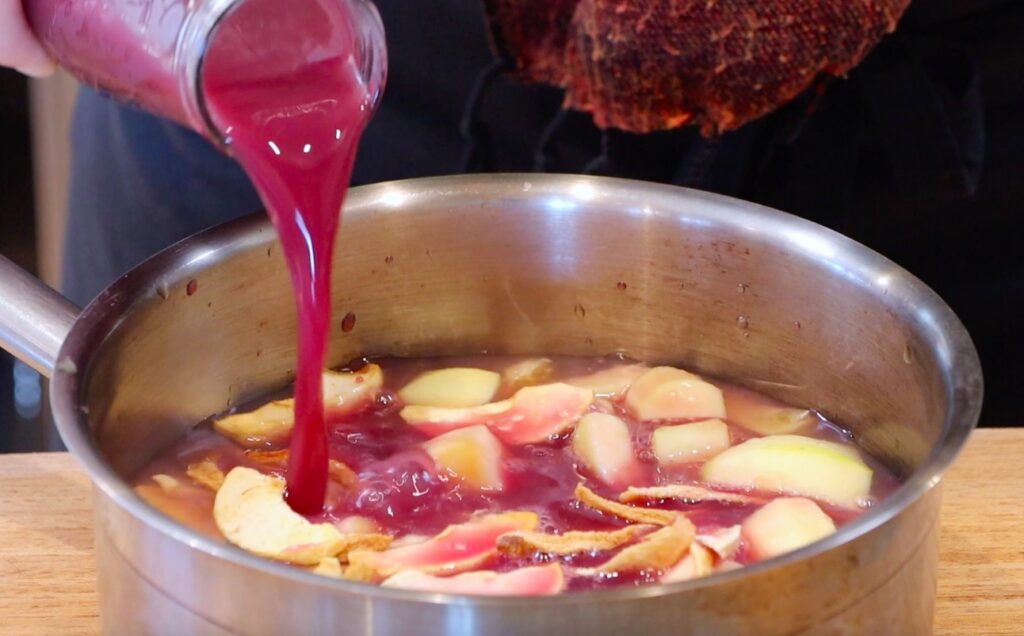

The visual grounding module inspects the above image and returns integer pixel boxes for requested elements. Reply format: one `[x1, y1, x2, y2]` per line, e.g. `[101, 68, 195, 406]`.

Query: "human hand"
[0, 0, 56, 77]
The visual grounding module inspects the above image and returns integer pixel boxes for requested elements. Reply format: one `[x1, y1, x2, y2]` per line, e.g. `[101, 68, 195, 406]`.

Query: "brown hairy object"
[483, 0, 910, 134]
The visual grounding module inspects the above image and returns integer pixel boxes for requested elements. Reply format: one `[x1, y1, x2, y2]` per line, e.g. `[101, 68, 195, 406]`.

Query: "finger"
[0, 0, 57, 77]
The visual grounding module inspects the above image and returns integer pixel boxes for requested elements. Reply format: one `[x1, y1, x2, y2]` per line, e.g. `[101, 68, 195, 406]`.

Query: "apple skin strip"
[575, 484, 678, 526]
[618, 485, 758, 506]
[497, 525, 656, 557]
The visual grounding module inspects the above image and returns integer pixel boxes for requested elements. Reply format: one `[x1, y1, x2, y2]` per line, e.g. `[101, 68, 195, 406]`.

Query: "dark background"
[0, 70, 45, 452]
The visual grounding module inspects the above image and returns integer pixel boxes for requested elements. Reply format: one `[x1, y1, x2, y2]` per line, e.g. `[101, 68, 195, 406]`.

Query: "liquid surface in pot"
[134, 355, 900, 595]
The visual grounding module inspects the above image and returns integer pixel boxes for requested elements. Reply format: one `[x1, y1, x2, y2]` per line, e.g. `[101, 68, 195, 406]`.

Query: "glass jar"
[24, 0, 386, 143]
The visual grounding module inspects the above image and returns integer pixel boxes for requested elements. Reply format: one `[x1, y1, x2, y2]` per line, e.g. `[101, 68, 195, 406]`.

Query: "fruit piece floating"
[133, 355, 901, 594]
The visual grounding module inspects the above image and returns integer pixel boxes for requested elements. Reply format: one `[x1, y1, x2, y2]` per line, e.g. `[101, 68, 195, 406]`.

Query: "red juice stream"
[201, 0, 376, 513]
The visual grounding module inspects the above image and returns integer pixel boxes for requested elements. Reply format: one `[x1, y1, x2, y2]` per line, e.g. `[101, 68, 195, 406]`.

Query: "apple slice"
[333, 534, 394, 562]
[489, 383, 593, 444]
[696, 525, 743, 560]
[618, 485, 758, 506]
[399, 400, 513, 434]
[151, 474, 180, 492]
[213, 400, 294, 447]
[567, 364, 648, 398]
[214, 364, 383, 446]
[398, 367, 501, 408]
[497, 525, 655, 557]
[742, 497, 836, 560]
[135, 482, 220, 538]
[335, 515, 382, 535]
[724, 387, 817, 435]
[382, 563, 566, 596]
[661, 542, 715, 583]
[502, 358, 555, 392]
[625, 367, 726, 421]
[323, 363, 384, 412]
[346, 511, 539, 581]
[213, 467, 347, 565]
[701, 435, 873, 508]
[401, 383, 593, 445]
[717, 560, 743, 572]
[574, 484, 678, 526]
[310, 558, 343, 578]
[424, 425, 505, 491]
[652, 419, 731, 466]
[572, 413, 641, 488]
[186, 458, 226, 491]
[588, 518, 695, 574]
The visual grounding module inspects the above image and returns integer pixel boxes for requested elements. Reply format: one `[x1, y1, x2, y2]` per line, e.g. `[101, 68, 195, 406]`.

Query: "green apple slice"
[701, 434, 872, 508]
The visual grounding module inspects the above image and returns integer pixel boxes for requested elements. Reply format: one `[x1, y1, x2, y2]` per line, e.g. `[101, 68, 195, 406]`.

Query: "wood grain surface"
[0, 429, 1020, 635]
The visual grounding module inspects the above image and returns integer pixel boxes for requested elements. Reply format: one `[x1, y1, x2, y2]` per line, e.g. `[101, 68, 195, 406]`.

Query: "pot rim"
[50, 173, 983, 606]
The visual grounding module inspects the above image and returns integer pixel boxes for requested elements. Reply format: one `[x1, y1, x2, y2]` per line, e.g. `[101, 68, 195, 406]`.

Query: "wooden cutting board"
[0, 429, 1020, 635]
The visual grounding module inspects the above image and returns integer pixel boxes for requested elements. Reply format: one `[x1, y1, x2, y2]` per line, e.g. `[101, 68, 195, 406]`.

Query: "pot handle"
[0, 255, 80, 379]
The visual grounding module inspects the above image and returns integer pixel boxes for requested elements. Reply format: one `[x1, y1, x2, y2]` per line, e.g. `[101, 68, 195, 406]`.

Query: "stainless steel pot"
[0, 174, 982, 635]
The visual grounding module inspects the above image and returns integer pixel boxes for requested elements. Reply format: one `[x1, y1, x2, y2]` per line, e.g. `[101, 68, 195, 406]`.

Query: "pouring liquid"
[202, 0, 375, 513]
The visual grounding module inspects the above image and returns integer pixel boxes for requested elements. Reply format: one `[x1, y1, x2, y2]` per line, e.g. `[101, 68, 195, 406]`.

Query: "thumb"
[0, 1, 57, 77]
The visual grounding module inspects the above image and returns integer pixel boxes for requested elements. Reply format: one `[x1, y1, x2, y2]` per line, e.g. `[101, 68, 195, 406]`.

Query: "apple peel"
[497, 525, 655, 557]
[575, 484, 678, 526]
[585, 518, 695, 574]
[618, 485, 758, 506]
[346, 511, 539, 581]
